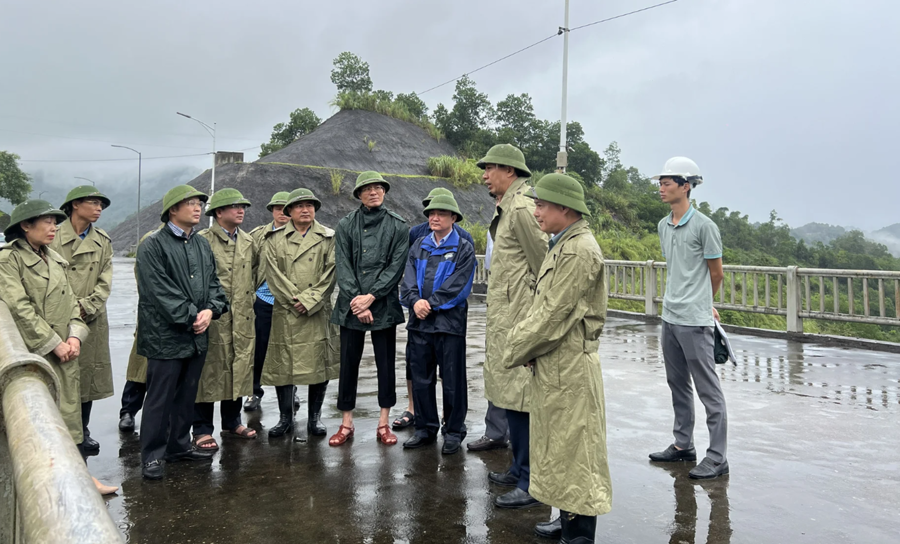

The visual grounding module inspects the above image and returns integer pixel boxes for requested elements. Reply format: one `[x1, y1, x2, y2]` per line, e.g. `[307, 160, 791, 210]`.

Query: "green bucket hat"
[476, 144, 531, 178]
[61, 185, 111, 215]
[423, 194, 463, 222]
[353, 171, 391, 199]
[205, 188, 251, 217]
[266, 191, 291, 211]
[160, 185, 208, 223]
[4, 199, 68, 240]
[284, 188, 321, 211]
[526, 173, 591, 216]
[422, 187, 453, 207]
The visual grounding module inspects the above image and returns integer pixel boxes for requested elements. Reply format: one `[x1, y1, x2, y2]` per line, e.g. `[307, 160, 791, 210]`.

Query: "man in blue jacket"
[400, 194, 476, 455]
[394, 187, 475, 431]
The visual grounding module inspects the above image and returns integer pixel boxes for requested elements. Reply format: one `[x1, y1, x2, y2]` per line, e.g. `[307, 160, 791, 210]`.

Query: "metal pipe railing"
[0, 302, 121, 544]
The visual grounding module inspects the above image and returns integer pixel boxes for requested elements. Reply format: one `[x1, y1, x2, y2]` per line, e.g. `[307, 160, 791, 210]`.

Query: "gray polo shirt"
[658, 207, 722, 327]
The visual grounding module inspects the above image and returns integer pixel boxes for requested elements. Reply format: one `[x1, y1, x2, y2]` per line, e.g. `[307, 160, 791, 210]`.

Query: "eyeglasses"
[226, 204, 248, 210]
[182, 199, 203, 208]
[361, 185, 385, 194]
[80, 198, 104, 207]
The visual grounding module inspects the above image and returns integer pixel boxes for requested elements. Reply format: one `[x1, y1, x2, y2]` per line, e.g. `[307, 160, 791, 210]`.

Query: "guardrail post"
[786, 266, 803, 333]
[644, 260, 658, 316]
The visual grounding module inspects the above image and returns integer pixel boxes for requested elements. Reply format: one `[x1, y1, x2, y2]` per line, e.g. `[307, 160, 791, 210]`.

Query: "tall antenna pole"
[557, 0, 570, 173]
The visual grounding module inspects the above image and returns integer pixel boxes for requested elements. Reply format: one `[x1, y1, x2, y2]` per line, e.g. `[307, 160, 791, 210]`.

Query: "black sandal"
[391, 411, 414, 430]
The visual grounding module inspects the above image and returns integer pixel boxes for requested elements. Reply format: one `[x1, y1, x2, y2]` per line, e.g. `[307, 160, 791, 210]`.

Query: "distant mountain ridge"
[790, 221, 900, 258]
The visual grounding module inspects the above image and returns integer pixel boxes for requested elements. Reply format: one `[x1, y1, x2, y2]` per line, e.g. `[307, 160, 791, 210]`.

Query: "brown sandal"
[192, 435, 219, 452]
[376, 425, 397, 445]
[222, 425, 257, 439]
[328, 424, 354, 447]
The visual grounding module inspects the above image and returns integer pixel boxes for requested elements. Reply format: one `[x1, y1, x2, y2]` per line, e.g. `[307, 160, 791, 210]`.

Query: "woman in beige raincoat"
[51, 185, 113, 454]
[262, 188, 339, 441]
[504, 174, 611, 544]
[0, 199, 117, 495]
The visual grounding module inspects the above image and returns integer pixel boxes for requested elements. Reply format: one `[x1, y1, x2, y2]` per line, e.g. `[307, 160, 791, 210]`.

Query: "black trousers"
[81, 401, 93, 436]
[253, 298, 273, 397]
[140, 354, 206, 464]
[407, 330, 467, 440]
[506, 409, 531, 492]
[120, 380, 147, 417]
[193, 400, 243, 436]
[337, 326, 397, 411]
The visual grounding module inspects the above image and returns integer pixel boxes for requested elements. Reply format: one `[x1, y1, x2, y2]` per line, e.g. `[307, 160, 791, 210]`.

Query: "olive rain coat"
[50, 221, 113, 402]
[504, 220, 611, 516]
[195, 226, 257, 402]
[135, 227, 229, 360]
[484, 177, 548, 412]
[125, 226, 162, 383]
[262, 220, 340, 386]
[331, 205, 408, 331]
[0, 238, 90, 443]
[249, 221, 286, 290]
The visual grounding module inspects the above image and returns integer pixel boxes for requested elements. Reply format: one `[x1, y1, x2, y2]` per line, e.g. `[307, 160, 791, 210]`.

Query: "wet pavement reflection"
[85, 259, 899, 543]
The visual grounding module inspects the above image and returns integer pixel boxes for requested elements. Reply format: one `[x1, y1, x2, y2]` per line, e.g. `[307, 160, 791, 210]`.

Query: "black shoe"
[534, 517, 562, 539]
[441, 439, 461, 455]
[142, 460, 164, 480]
[164, 449, 214, 462]
[268, 415, 294, 437]
[488, 470, 518, 487]
[306, 382, 327, 436]
[243, 395, 261, 412]
[560, 511, 597, 544]
[466, 435, 508, 452]
[689, 457, 729, 479]
[81, 435, 100, 454]
[403, 434, 436, 449]
[118, 413, 135, 432]
[649, 444, 697, 462]
[494, 487, 541, 509]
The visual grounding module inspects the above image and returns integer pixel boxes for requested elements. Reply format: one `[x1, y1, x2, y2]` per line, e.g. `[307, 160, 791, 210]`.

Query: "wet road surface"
[86, 259, 899, 543]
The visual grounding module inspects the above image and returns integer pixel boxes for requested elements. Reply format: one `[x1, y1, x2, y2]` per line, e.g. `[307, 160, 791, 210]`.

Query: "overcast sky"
[1, 0, 897, 230]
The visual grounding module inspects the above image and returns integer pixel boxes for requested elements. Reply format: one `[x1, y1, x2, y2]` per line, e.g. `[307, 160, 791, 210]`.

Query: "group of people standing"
[0, 140, 729, 544]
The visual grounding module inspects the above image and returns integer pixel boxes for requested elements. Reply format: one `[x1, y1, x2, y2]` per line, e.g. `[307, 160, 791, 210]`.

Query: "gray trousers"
[661, 321, 728, 463]
[484, 401, 509, 441]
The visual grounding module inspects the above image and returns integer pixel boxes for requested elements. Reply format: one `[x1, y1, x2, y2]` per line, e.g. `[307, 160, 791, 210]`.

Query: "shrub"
[459, 219, 488, 253]
[427, 156, 482, 189]
[330, 91, 444, 141]
[329, 170, 343, 195]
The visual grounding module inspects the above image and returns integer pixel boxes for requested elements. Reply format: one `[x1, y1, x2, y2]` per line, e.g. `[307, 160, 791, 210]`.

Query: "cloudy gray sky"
[1, 0, 897, 231]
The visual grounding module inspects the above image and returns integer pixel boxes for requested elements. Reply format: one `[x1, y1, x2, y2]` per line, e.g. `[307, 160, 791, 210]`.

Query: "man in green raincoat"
[193, 188, 258, 449]
[244, 191, 291, 412]
[505, 173, 611, 544]
[476, 144, 549, 510]
[51, 185, 114, 454]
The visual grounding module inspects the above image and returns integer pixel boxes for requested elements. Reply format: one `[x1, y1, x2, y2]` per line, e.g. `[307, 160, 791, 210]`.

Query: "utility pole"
[557, 0, 571, 173]
[177, 112, 216, 226]
[110, 145, 142, 249]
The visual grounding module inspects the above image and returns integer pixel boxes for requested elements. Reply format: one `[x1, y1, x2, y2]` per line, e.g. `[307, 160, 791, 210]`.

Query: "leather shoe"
[268, 416, 294, 437]
[689, 457, 729, 479]
[403, 434, 436, 449]
[81, 436, 100, 454]
[649, 444, 697, 462]
[534, 517, 562, 539]
[494, 487, 541, 509]
[243, 395, 261, 412]
[441, 439, 461, 455]
[164, 449, 214, 462]
[488, 470, 518, 487]
[467, 435, 508, 452]
[142, 460, 164, 480]
[118, 413, 135, 432]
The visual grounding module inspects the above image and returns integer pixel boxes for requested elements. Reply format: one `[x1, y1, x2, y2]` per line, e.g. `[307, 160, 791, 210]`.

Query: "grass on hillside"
[427, 156, 482, 189]
[331, 91, 444, 141]
[329, 169, 343, 195]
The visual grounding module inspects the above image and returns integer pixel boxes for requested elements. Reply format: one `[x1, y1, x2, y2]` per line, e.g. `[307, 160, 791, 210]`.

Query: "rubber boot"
[560, 510, 597, 544]
[306, 381, 328, 436]
[268, 385, 295, 437]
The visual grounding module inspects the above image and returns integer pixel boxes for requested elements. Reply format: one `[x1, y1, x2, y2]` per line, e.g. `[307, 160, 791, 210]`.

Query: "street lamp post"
[177, 112, 216, 226]
[111, 145, 142, 249]
[74, 176, 95, 186]
[557, 0, 570, 173]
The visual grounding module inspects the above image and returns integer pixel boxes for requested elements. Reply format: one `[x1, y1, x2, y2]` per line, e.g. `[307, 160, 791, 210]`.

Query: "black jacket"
[136, 225, 229, 359]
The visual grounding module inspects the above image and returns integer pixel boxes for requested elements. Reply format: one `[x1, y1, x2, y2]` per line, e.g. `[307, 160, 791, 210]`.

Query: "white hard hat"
[651, 156, 703, 187]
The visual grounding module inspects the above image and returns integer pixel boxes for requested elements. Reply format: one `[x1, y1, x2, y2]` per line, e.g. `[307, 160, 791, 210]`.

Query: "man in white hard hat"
[649, 157, 729, 480]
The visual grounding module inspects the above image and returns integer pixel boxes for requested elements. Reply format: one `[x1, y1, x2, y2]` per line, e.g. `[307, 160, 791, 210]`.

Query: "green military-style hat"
[476, 144, 531, 178]
[526, 173, 591, 216]
[266, 191, 291, 211]
[60, 185, 111, 216]
[160, 185, 208, 223]
[205, 188, 251, 217]
[284, 188, 321, 211]
[423, 194, 463, 222]
[4, 199, 68, 240]
[353, 171, 391, 199]
[422, 187, 453, 207]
